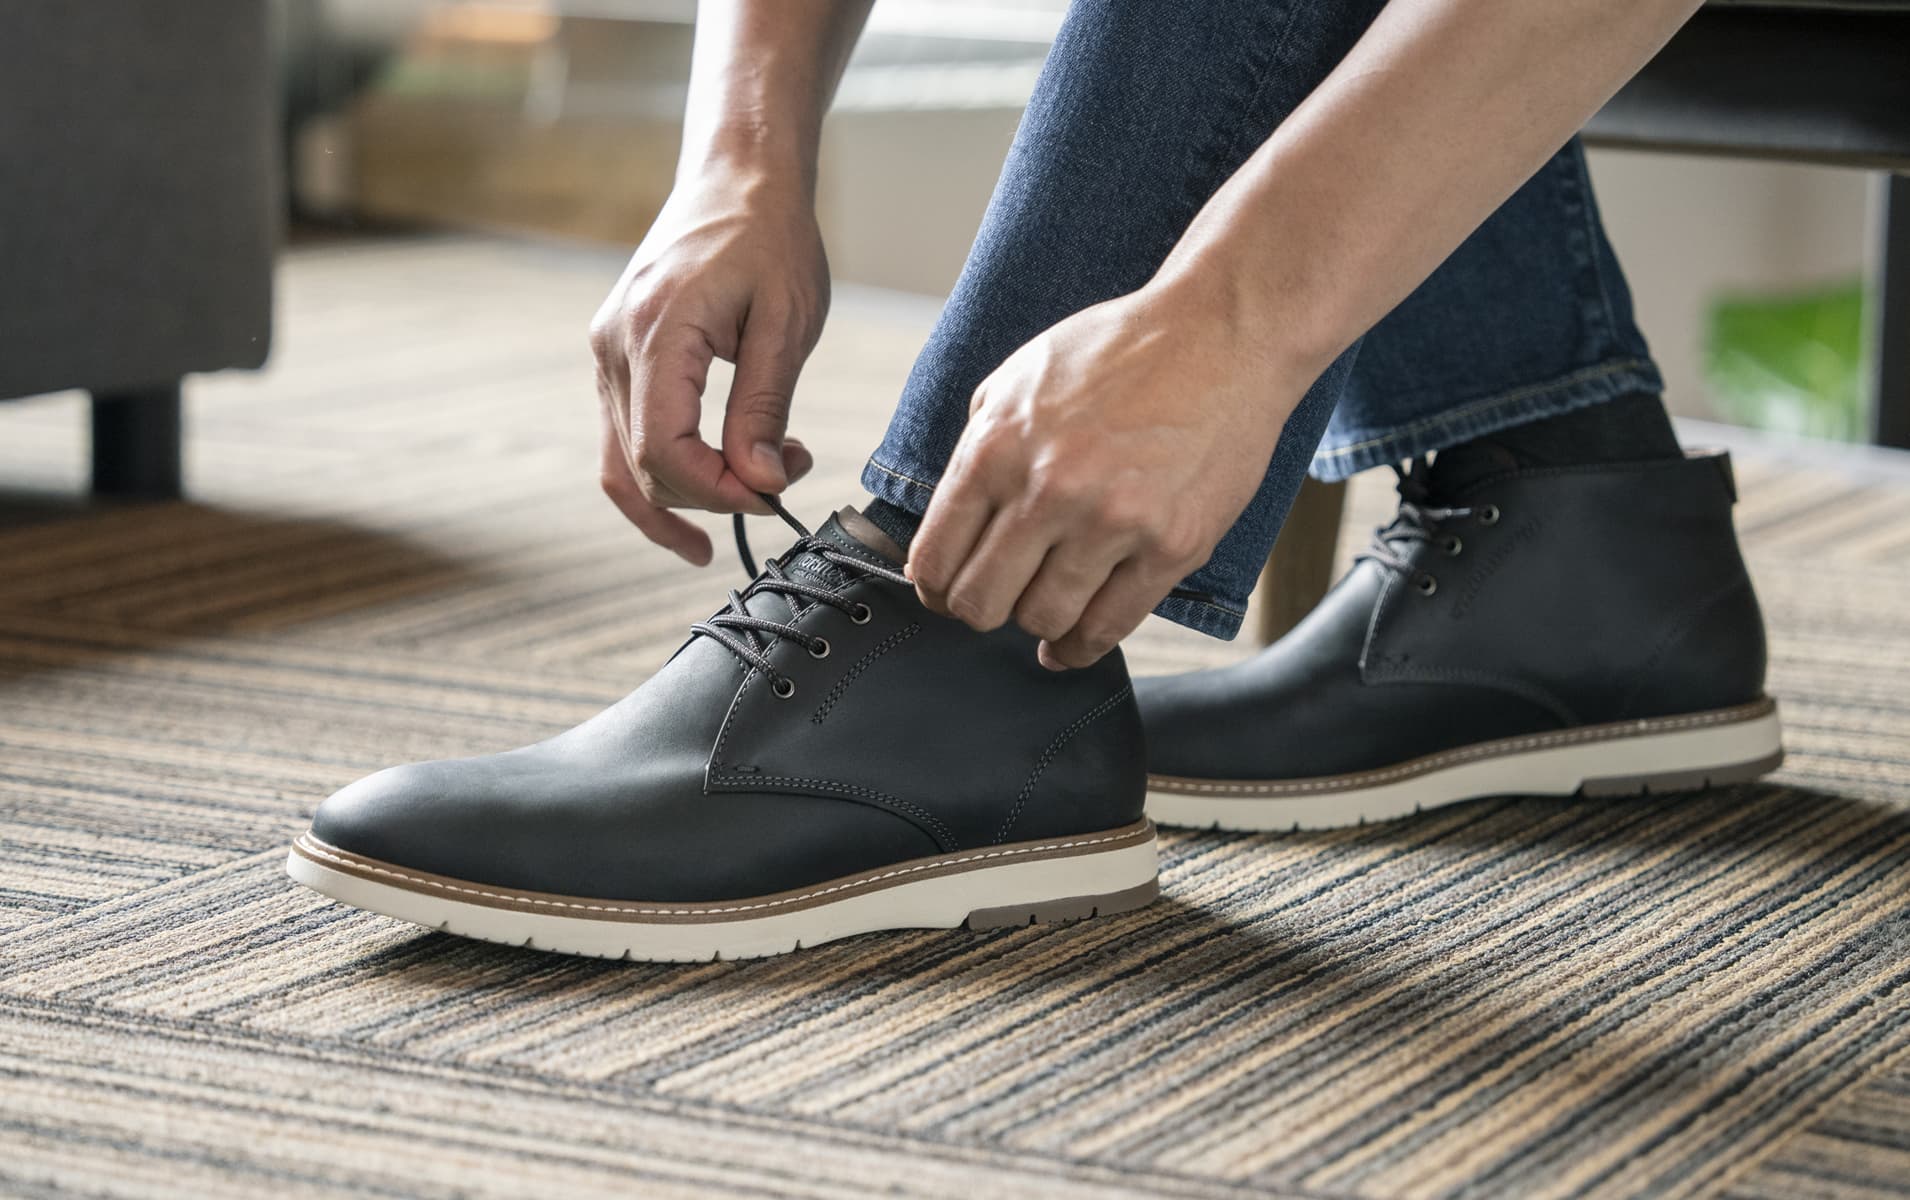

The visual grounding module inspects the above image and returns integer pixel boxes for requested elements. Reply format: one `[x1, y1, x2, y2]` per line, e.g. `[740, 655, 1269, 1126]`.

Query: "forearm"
[679, 0, 875, 196]
[1157, 0, 1700, 384]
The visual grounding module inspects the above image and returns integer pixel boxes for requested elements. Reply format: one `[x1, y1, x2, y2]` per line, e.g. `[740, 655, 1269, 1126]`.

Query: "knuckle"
[910, 566, 945, 596]
[1152, 521, 1207, 567]
[1014, 600, 1065, 642]
[907, 550, 945, 594]
[1093, 491, 1148, 532]
[621, 294, 669, 336]
[970, 417, 1020, 457]
[734, 388, 792, 424]
[750, 319, 797, 356]
[946, 591, 996, 631]
[1027, 462, 1089, 510]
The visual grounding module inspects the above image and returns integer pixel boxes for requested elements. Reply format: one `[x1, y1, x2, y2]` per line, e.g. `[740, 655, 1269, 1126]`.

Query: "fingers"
[1012, 542, 1118, 644]
[780, 437, 815, 487]
[1039, 559, 1169, 671]
[941, 511, 1057, 632]
[626, 319, 764, 514]
[909, 452, 996, 615]
[721, 307, 809, 494]
[599, 407, 713, 565]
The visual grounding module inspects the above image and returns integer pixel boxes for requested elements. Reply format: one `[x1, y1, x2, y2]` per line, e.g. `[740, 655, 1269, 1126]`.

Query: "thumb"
[721, 314, 805, 494]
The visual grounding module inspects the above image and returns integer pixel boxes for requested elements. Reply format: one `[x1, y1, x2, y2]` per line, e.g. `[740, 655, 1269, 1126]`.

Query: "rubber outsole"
[1146, 698, 1783, 832]
[285, 820, 1158, 962]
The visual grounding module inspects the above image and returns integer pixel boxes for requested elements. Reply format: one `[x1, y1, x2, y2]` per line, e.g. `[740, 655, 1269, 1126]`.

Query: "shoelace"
[1353, 457, 1500, 597]
[717, 496, 1227, 680]
[693, 499, 911, 697]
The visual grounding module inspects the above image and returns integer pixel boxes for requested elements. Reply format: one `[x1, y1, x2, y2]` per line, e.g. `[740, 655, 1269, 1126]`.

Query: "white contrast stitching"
[864, 457, 942, 493]
[1147, 701, 1774, 797]
[294, 825, 1150, 917]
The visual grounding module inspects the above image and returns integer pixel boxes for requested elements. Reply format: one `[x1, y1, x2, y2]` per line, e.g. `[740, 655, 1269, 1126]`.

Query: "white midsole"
[286, 832, 1157, 962]
[1147, 706, 1782, 832]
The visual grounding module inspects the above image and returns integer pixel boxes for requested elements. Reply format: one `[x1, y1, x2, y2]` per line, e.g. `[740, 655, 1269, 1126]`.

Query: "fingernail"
[1037, 643, 1067, 672]
[753, 442, 787, 486]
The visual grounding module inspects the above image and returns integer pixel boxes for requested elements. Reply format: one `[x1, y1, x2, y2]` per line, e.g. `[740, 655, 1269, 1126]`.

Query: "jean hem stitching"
[1315, 358, 1659, 463]
[863, 457, 942, 499]
[1152, 594, 1247, 640]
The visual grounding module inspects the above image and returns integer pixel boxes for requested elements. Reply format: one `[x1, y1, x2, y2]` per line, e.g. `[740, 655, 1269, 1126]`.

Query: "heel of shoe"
[965, 877, 1160, 930]
[1578, 702, 1784, 796]
[960, 822, 1160, 930]
[1577, 697, 1783, 798]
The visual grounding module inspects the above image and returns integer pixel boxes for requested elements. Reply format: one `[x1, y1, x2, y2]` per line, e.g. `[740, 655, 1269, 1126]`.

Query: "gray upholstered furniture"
[0, 0, 278, 498]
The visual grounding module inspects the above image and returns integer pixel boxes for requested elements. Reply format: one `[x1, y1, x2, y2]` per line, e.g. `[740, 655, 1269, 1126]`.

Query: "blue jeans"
[861, 0, 1664, 640]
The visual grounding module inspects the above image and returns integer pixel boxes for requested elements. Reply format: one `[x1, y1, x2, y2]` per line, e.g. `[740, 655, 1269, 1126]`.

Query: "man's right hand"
[589, 166, 828, 565]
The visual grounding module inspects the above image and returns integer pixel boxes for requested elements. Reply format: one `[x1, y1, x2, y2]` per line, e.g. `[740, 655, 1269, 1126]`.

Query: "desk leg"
[1873, 173, 1910, 449]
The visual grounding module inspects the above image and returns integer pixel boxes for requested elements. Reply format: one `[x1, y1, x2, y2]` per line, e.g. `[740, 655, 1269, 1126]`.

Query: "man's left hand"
[907, 284, 1311, 670]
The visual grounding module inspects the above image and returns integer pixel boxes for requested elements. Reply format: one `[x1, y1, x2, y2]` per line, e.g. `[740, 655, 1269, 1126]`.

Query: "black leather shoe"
[288, 506, 1156, 960]
[1138, 450, 1782, 830]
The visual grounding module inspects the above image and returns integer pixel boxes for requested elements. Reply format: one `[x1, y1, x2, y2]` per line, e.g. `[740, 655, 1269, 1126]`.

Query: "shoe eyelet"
[808, 637, 831, 660]
[771, 677, 796, 699]
[1441, 535, 1463, 557]
[1415, 574, 1438, 596]
[1478, 504, 1502, 526]
[850, 603, 873, 625]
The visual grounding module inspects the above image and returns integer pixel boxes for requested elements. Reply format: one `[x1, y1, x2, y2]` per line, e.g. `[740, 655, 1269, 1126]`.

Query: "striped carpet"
[2, 236, 1908, 1199]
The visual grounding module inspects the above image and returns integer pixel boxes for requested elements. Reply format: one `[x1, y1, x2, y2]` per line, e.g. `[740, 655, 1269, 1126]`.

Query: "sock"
[861, 497, 923, 552]
[1487, 392, 1681, 465]
[1431, 393, 1680, 492]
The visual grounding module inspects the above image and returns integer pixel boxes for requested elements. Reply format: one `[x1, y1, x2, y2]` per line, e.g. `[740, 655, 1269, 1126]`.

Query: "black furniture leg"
[1874, 174, 1910, 449]
[90, 384, 184, 498]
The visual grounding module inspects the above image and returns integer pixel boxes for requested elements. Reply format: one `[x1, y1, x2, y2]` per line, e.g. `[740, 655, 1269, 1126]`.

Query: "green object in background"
[1703, 280, 1868, 442]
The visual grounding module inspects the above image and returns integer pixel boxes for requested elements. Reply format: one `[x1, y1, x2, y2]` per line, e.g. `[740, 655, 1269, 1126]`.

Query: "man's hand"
[589, 167, 827, 565]
[909, 284, 1314, 670]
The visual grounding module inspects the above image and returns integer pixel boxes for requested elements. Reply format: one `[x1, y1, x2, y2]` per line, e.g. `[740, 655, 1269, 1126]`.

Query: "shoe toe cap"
[308, 761, 460, 866]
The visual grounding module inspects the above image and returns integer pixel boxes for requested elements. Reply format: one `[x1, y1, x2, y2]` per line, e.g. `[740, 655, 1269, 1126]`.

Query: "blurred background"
[282, 0, 1885, 440]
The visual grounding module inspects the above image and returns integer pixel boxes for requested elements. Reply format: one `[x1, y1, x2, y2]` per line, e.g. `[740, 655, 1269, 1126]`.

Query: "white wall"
[1585, 151, 1873, 420]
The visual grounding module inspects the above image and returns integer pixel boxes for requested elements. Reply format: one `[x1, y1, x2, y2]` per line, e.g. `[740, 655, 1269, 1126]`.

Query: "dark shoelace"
[1353, 457, 1500, 597]
[695, 499, 911, 696]
[719, 496, 1227, 675]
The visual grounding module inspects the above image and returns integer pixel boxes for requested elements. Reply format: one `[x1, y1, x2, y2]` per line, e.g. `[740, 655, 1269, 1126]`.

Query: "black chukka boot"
[1137, 450, 1781, 831]
[289, 505, 1156, 960]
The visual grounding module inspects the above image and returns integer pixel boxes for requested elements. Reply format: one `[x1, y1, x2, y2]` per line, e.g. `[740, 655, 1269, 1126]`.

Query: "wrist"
[1145, 254, 1343, 400]
[679, 118, 819, 199]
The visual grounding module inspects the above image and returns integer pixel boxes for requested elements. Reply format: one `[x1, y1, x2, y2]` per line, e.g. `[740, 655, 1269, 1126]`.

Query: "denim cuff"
[1309, 359, 1665, 484]
[861, 456, 939, 511]
[1149, 591, 1248, 639]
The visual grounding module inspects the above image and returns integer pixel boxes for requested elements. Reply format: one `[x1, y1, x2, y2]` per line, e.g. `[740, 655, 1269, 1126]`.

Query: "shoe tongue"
[1426, 439, 1524, 498]
[832, 505, 905, 564]
[749, 507, 900, 614]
